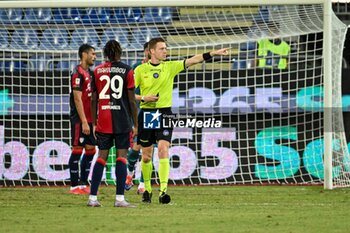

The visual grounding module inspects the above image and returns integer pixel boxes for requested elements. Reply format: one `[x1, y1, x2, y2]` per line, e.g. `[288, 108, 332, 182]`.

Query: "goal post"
[323, 0, 333, 189]
[0, 0, 348, 189]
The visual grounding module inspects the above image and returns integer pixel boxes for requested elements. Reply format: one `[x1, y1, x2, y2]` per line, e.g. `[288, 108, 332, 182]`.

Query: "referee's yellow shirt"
[135, 60, 185, 109]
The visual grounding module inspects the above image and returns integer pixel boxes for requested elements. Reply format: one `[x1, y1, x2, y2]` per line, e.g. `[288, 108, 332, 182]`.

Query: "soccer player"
[87, 40, 139, 208]
[135, 37, 228, 204]
[125, 41, 159, 194]
[68, 44, 97, 195]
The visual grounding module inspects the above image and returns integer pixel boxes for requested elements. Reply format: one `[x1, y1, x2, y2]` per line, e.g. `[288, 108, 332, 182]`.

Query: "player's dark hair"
[104, 40, 122, 62]
[143, 42, 149, 51]
[148, 37, 166, 50]
[78, 44, 95, 60]
[143, 41, 151, 59]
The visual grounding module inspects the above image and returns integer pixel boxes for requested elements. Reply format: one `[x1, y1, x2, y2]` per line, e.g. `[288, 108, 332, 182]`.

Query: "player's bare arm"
[128, 89, 139, 137]
[90, 91, 98, 138]
[73, 89, 90, 135]
[185, 48, 229, 68]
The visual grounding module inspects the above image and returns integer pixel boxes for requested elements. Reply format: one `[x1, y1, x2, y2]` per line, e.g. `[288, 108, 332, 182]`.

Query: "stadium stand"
[100, 28, 129, 49]
[23, 8, 52, 24]
[40, 29, 70, 50]
[69, 28, 100, 49]
[173, 6, 256, 29]
[129, 27, 161, 49]
[27, 55, 51, 72]
[110, 7, 142, 23]
[142, 7, 172, 23]
[81, 8, 110, 24]
[0, 8, 22, 24]
[253, 6, 269, 24]
[3, 5, 347, 71]
[51, 8, 82, 24]
[0, 29, 9, 49]
[232, 60, 247, 70]
[4, 57, 26, 72]
[0, 6, 262, 71]
[10, 29, 39, 50]
[56, 57, 79, 72]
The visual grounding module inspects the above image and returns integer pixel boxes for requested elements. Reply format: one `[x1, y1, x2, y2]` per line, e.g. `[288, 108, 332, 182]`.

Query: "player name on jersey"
[96, 67, 126, 74]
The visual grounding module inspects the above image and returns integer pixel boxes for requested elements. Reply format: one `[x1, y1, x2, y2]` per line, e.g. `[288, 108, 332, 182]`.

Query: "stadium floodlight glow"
[0, 0, 348, 189]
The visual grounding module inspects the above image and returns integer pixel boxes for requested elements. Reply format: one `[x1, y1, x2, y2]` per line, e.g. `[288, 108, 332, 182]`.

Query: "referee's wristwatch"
[141, 96, 145, 102]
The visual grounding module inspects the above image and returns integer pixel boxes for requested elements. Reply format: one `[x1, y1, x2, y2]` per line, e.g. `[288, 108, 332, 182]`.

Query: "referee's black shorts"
[137, 108, 173, 147]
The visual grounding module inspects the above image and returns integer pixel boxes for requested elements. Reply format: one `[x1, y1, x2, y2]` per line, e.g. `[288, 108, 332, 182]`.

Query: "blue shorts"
[96, 132, 130, 150]
[71, 122, 96, 147]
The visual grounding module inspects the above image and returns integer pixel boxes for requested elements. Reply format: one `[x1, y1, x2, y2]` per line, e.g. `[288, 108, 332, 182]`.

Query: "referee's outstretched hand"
[212, 48, 229, 56]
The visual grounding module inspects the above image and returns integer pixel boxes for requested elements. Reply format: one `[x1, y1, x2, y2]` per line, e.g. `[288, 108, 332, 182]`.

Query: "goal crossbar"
[0, 0, 332, 8]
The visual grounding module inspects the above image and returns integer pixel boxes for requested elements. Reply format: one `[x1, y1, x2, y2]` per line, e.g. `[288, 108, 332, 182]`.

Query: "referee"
[134, 37, 228, 204]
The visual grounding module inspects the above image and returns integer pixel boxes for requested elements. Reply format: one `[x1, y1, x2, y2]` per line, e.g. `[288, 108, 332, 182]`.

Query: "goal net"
[0, 0, 349, 188]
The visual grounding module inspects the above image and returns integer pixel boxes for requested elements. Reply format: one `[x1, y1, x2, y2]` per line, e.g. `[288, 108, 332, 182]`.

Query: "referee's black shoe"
[142, 190, 152, 203]
[159, 192, 171, 204]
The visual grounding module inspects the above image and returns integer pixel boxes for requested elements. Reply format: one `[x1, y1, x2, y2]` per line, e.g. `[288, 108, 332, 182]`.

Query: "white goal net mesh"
[0, 3, 349, 187]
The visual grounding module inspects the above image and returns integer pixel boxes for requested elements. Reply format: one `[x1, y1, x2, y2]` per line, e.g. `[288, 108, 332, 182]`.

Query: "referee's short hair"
[148, 38, 166, 50]
[78, 44, 95, 60]
[104, 40, 122, 62]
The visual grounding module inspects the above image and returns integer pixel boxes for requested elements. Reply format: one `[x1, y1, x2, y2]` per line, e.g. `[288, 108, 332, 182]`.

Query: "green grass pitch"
[1, 185, 350, 233]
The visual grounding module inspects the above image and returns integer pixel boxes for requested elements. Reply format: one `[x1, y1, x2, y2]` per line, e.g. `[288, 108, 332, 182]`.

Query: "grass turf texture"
[1, 185, 349, 233]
